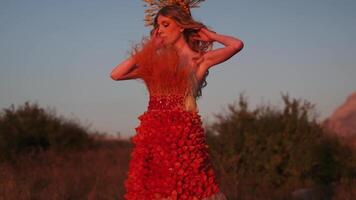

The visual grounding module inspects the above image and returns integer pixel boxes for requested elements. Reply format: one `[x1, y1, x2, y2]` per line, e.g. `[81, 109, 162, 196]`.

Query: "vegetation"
[0, 96, 354, 199]
[0, 101, 96, 163]
[206, 94, 356, 199]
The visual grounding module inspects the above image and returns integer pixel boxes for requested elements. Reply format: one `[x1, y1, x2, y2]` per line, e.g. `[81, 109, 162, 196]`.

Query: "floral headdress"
[142, 0, 205, 26]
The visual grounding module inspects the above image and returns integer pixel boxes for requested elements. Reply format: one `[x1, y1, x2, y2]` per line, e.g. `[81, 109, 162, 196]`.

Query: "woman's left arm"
[197, 28, 244, 70]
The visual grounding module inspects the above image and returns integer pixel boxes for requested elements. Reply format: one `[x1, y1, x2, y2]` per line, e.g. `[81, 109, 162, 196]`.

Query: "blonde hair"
[152, 5, 212, 99]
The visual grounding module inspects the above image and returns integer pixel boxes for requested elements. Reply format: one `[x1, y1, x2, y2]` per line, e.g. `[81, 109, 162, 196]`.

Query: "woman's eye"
[163, 23, 169, 27]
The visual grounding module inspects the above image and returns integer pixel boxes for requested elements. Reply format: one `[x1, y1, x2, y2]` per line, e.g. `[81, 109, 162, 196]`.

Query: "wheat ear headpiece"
[142, 0, 205, 26]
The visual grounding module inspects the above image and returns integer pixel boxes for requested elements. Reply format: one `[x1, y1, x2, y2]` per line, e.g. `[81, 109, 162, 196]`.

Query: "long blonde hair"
[152, 5, 213, 99]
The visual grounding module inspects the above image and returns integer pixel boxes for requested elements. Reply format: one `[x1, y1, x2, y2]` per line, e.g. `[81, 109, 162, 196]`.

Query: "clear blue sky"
[1, 0, 355, 138]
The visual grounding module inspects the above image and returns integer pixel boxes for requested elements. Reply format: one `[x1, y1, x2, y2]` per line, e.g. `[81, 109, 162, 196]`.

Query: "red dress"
[123, 39, 227, 200]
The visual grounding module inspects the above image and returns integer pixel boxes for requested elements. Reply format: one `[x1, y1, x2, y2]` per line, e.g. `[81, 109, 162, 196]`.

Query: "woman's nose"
[157, 28, 164, 35]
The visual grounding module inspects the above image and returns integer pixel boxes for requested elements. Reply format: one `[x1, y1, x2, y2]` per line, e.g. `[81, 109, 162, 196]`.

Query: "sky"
[1, 0, 355, 138]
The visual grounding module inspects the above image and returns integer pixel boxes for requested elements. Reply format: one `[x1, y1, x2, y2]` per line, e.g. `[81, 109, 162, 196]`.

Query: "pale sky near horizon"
[1, 0, 355, 138]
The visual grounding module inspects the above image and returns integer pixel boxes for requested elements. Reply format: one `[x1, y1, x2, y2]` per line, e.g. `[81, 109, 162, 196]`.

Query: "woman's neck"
[173, 36, 193, 56]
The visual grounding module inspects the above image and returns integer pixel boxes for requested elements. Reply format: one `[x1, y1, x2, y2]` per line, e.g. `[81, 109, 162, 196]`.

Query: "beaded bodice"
[133, 38, 199, 112]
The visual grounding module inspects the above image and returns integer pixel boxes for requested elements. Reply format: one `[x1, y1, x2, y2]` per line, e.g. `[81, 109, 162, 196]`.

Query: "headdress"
[142, 0, 205, 26]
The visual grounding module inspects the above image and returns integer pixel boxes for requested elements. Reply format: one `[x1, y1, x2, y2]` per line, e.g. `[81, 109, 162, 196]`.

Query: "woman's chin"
[161, 38, 173, 45]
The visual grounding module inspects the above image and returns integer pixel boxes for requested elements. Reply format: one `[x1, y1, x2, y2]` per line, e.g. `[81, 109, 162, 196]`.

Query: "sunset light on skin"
[1, 0, 356, 137]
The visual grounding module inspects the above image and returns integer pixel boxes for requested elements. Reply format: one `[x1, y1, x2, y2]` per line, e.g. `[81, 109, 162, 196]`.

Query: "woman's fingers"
[192, 35, 209, 42]
[192, 28, 214, 42]
[152, 29, 160, 39]
[151, 30, 163, 45]
[198, 31, 210, 40]
[200, 29, 210, 36]
[153, 28, 159, 37]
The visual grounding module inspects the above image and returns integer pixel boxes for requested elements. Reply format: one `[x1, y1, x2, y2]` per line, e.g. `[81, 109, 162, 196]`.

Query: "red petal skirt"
[123, 95, 227, 200]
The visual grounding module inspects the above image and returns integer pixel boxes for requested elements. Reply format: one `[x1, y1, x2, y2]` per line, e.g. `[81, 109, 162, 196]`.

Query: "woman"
[110, 4, 243, 200]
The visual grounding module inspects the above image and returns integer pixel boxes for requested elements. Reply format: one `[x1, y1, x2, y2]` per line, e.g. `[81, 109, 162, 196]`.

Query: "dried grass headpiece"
[142, 0, 205, 26]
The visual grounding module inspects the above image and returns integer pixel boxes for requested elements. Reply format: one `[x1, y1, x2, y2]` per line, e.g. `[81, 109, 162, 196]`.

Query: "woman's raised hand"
[150, 28, 163, 46]
[192, 27, 217, 42]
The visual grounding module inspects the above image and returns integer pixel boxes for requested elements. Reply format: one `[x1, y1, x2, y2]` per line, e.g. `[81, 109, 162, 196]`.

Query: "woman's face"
[156, 15, 183, 45]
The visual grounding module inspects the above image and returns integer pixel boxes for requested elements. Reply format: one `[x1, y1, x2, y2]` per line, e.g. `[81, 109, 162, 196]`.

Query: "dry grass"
[331, 179, 356, 200]
[0, 139, 131, 200]
[0, 139, 355, 200]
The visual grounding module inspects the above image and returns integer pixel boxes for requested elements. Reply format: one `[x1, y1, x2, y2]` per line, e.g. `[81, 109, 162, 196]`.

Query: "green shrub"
[206, 93, 356, 199]
[0, 101, 94, 162]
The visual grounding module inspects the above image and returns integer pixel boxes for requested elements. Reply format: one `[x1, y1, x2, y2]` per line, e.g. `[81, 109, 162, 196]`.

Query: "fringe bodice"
[132, 38, 199, 112]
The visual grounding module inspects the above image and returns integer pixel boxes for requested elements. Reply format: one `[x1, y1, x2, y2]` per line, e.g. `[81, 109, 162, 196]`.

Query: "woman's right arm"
[111, 29, 161, 81]
[110, 55, 140, 81]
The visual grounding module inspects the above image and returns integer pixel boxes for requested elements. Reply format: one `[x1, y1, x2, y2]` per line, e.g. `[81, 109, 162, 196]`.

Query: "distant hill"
[323, 92, 356, 147]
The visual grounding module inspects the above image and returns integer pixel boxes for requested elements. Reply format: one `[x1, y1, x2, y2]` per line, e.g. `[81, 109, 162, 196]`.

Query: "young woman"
[110, 4, 243, 200]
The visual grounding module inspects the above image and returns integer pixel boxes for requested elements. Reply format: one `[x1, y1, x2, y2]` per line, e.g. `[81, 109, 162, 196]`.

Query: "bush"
[205, 94, 356, 199]
[0, 101, 95, 162]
